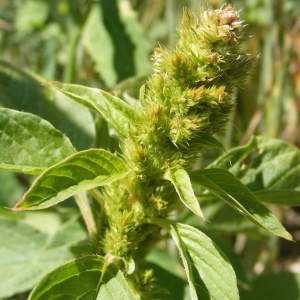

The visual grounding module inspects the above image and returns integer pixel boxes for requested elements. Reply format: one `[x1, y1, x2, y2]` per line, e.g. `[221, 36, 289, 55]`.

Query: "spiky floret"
[99, 5, 250, 297]
[141, 5, 250, 150]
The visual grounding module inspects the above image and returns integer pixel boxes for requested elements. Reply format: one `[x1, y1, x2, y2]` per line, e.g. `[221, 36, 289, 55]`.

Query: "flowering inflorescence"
[99, 5, 250, 295]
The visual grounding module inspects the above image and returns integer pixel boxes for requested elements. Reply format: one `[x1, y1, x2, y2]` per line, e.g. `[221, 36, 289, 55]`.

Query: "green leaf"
[29, 255, 103, 299]
[0, 60, 94, 150]
[82, 1, 151, 87]
[210, 136, 300, 192]
[186, 200, 258, 236]
[15, 0, 49, 34]
[117, 0, 151, 75]
[171, 223, 239, 300]
[191, 168, 292, 240]
[0, 171, 22, 206]
[0, 108, 75, 174]
[96, 268, 139, 300]
[195, 227, 248, 284]
[255, 190, 300, 206]
[51, 81, 141, 136]
[15, 149, 128, 210]
[29, 255, 138, 300]
[0, 214, 85, 298]
[82, 4, 116, 87]
[164, 168, 204, 218]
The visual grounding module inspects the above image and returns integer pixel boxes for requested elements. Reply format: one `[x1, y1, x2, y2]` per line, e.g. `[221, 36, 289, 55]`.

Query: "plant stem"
[74, 192, 97, 239]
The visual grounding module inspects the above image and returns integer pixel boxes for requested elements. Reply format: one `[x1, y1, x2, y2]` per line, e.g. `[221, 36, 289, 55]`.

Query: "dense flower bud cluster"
[143, 5, 249, 149]
[100, 7, 250, 289]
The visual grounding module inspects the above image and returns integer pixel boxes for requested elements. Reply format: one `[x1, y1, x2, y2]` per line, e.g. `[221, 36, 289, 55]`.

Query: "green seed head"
[143, 5, 250, 148]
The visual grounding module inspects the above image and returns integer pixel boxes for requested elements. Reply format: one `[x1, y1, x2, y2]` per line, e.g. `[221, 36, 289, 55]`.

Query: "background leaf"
[164, 168, 204, 218]
[0, 171, 23, 207]
[146, 247, 187, 300]
[210, 136, 300, 192]
[0, 212, 86, 298]
[15, 0, 49, 34]
[171, 223, 239, 300]
[113, 75, 147, 103]
[240, 272, 300, 300]
[15, 149, 128, 210]
[191, 168, 292, 240]
[51, 81, 141, 137]
[0, 108, 75, 174]
[0, 60, 95, 150]
[82, 0, 151, 87]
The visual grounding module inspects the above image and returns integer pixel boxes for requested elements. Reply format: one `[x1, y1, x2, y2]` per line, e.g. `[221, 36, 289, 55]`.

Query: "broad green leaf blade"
[171, 223, 239, 300]
[0, 60, 94, 150]
[97, 269, 139, 300]
[191, 168, 292, 240]
[187, 200, 258, 236]
[210, 135, 300, 192]
[82, 1, 151, 87]
[15, 149, 128, 210]
[255, 190, 300, 206]
[0, 108, 75, 174]
[51, 81, 141, 136]
[195, 227, 248, 284]
[29, 255, 103, 300]
[164, 168, 204, 218]
[29, 255, 138, 300]
[208, 137, 256, 171]
[0, 214, 85, 298]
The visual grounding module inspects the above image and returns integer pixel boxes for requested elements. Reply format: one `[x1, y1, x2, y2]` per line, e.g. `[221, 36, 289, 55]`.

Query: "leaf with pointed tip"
[15, 149, 128, 210]
[191, 168, 292, 240]
[29, 255, 139, 300]
[164, 168, 204, 218]
[171, 223, 239, 300]
[0, 108, 75, 174]
[50, 82, 141, 136]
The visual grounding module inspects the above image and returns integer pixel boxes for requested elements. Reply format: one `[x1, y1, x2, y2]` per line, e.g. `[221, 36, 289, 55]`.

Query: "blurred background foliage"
[0, 0, 300, 299]
[1, 0, 299, 144]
